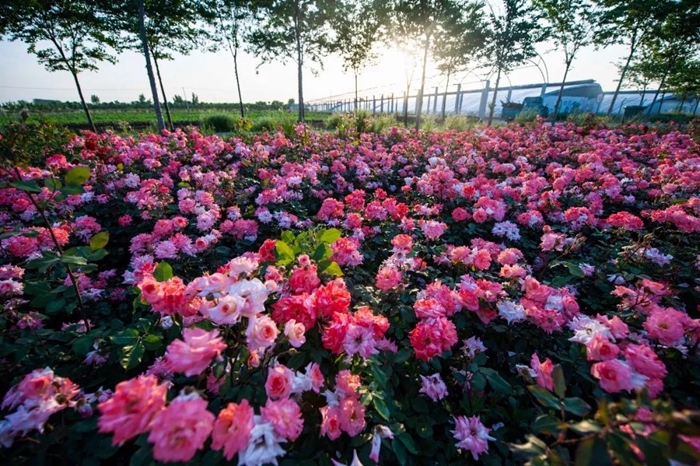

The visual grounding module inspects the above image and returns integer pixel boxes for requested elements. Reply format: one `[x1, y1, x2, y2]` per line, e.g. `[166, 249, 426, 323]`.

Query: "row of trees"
[1, 0, 699, 131]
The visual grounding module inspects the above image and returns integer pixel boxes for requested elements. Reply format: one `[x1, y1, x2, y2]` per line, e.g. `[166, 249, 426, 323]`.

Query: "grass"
[0, 107, 330, 128]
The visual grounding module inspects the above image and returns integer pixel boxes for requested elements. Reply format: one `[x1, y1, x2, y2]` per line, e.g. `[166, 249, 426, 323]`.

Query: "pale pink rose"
[306, 363, 325, 393]
[211, 400, 254, 461]
[208, 294, 245, 325]
[339, 397, 366, 437]
[375, 267, 402, 292]
[585, 333, 620, 361]
[98, 375, 167, 446]
[148, 395, 214, 463]
[335, 370, 362, 398]
[419, 373, 448, 401]
[165, 328, 226, 377]
[451, 415, 495, 460]
[246, 314, 279, 351]
[261, 398, 304, 441]
[644, 307, 687, 346]
[320, 405, 342, 440]
[265, 365, 294, 400]
[284, 319, 306, 348]
[591, 359, 645, 393]
[531, 353, 554, 391]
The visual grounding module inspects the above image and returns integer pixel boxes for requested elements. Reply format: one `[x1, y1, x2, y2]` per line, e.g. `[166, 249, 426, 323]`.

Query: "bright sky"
[0, 38, 629, 106]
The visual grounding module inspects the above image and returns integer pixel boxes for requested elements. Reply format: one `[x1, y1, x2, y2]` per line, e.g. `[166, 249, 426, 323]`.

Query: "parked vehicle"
[501, 97, 549, 121]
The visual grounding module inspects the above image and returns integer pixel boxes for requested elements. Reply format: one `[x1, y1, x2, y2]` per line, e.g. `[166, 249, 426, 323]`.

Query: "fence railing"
[307, 80, 699, 118]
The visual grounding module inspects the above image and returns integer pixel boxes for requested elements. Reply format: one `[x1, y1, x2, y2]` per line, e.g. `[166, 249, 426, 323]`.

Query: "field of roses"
[1, 119, 700, 465]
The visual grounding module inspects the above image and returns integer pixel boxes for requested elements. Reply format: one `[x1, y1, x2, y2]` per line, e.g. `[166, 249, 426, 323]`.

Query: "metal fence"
[307, 79, 699, 118]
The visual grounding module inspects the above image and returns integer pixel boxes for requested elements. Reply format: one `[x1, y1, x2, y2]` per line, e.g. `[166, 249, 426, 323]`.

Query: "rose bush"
[0, 120, 699, 465]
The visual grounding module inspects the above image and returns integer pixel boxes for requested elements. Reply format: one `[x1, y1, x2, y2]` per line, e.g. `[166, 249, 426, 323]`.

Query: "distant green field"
[0, 108, 330, 128]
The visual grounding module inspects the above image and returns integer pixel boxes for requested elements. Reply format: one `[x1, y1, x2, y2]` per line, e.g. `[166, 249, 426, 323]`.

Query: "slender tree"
[247, 0, 336, 122]
[210, 0, 257, 119]
[534, 0, 598, 121]
[331, 0, 386, 112]
[137, 0, 165, 131]
[482, 0, 544, 126]
[433, 0, 488, 118]
[640, 0, 700, 115]
[388, 0, 460, 129]
[593, 0, 669, 116]
[105, 0, 212, 131]
[0, 0, 118, 132]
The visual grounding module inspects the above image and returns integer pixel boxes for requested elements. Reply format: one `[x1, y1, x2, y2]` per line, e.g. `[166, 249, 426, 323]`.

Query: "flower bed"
[1, 121, 699, 465]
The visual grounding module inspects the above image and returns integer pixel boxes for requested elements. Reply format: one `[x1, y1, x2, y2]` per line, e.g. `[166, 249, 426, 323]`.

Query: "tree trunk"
[552, 62, 571, 122]
[49, 36, 96, 133]
[487, 67, 502, 127]
[441, 70, 451, 119]
[294, 3, 304, 122]
[607, 35, 637, 116]
[70, 70, 97, 133]
[692, 98, 699, 116]
[415, 32, 431, 130]
[640, 86, 647, 107]
[139, 0, 164, 131]
[646, 58, 673, 115]
[152, 51, 174, 130]
[233, 47, 245, 119]
[354, 72, 358, 113]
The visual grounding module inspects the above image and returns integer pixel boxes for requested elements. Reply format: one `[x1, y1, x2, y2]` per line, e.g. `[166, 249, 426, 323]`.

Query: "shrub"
[514, 108, 540, 124]
[202, 113, 237, 133]
[443, 114, 471, 131]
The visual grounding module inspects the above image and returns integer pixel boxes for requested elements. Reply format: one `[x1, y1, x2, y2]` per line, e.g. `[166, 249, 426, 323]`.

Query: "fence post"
[454, 84, 462, 114]
[381, 94, 384, 113]
[478, 80, 490, 120]
[403, 91, 408, 125]
[372, 95, 376, 115]
[432, 87, 438, 114]
[391, 93, 395, 113]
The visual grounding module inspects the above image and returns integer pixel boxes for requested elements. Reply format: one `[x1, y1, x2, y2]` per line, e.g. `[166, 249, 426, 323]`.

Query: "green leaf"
[528, 385, 561, 410]
[370, 360, 388, 388]
[120, 342, 145, 370]
[26, 251, 60, 271]
[10, 180, 42, 193]
[274, 241, 295, 265]
[153, 262, 173, 282]
[563, 397, 591, 417]
[60, 184, 85, 195]
[60, 255, 88, 266]
[312, 243, 333, 262]
[575, 436, 611, 466]
[373, 397, 391, 421]
[570, 421, 602, 434]
[511, 434, 548, 457]
[397, 432, 418, 455]
[567, 263, 585, 278]
[481, 367, 512, 394]
[318, 260, 343, 277]
[552, 364, 566, 399]
[45, 178, 62, 191]
[65, 166, 90, 186]
[89, 232, 109, 251]
[142, 334, 162, 351]
[72, 336, 95, 356]
[46, 299, 67, 314]
[392, 438, 407, 464]
[281, 231, 295, 245]
[532, 414, 564, 436]
[318, 228, 342, 244]
[112, 328, 140, 346]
